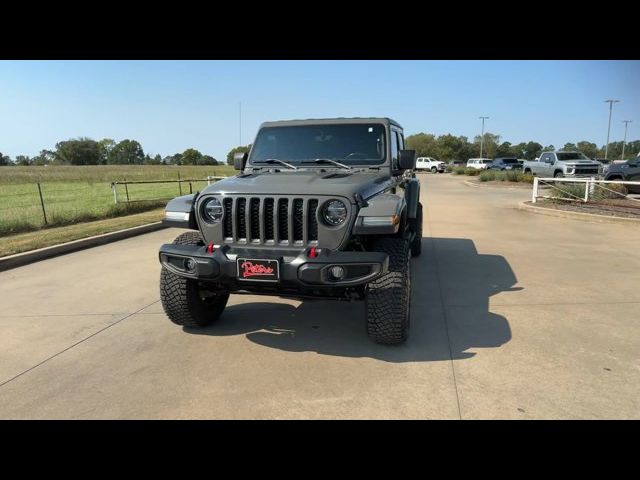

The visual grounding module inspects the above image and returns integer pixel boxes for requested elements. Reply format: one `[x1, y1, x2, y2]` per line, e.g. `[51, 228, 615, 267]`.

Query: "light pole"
[604, 99, 620, 160]
[621, 120, 632, 160]
[479, 116, 489, 158]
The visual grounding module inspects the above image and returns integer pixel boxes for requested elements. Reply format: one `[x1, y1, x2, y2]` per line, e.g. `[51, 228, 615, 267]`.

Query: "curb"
[517, 201, 640, 225]
[463, 179, 531, 190]
[0, 222, 167, 272]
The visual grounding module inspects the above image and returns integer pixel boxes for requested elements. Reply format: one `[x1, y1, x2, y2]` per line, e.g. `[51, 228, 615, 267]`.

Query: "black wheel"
[160, 232, 229, 328]
[410, 202, 422, 257]
[554, 171, 563, 178]
[365, 237, 411, 345]
[431, 166, 437, 173]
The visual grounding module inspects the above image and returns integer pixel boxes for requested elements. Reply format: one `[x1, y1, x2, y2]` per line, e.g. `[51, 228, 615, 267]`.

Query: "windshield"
[249, 124, 387, 166]
[557, 152, 589, 161]
[482, 159, 492, 164]
[500, 158, 518, 164]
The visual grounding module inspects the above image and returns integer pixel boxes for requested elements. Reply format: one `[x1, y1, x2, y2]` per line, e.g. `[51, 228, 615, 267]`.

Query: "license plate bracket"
[236, 258, 280, 282]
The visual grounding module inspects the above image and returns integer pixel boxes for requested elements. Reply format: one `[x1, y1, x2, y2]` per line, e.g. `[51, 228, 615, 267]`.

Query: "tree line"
[2, 133, 638, 168]
[0, 138, 221, 167]
[405, 132, 640, 162]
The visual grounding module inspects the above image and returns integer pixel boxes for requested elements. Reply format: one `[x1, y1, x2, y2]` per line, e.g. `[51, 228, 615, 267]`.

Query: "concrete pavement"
[0, 174, 638, 419]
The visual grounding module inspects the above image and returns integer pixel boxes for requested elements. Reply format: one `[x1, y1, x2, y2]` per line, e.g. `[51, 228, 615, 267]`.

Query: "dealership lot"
[0, 174, 638, 419]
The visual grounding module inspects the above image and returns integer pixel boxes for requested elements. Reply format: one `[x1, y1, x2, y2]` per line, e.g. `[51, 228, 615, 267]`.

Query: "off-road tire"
[410, 202, 423, 257]
[430, 166, 437, 173]
[365, 237, 411, 345]
[554, 170, 563, 178]
[160, 232, 229, 327]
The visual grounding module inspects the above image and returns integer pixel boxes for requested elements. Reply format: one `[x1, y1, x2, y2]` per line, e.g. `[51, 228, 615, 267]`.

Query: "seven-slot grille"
[221, 196, 320, 245]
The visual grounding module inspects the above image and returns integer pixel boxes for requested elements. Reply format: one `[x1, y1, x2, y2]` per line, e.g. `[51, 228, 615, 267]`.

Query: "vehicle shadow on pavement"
[184, 237, 517, 363]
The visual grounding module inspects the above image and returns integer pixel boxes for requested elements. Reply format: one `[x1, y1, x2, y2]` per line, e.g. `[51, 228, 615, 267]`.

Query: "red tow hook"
[308, 246, 318, 258]
[207, 243, 215, 254]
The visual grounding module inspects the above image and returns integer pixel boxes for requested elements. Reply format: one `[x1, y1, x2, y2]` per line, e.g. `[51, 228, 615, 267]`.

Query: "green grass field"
[0, 165, 234, 235]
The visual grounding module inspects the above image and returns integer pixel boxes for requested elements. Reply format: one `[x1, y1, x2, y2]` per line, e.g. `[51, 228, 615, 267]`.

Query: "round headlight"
[322, 200, 347, 226]
[202, 197, 223, 223]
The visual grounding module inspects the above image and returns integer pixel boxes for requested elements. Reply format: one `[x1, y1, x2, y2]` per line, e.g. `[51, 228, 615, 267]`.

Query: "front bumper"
[158, 243, 389, 288]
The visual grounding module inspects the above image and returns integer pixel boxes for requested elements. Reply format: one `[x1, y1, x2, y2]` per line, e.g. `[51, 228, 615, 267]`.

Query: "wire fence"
[0, 175, 227, 236]
[531, 177, 640, 217]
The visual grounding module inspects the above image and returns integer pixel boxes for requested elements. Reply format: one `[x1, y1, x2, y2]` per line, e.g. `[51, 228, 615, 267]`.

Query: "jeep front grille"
[221, 196, 319, 246]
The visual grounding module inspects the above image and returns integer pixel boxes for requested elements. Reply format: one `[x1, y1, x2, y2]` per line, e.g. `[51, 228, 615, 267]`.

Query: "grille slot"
[236, 198, 247, 240]
[223, 198, 233, 238]
[278, 199, 289, 243]
[293, 199, 304, 242]
[308, 199, 318, 241]
[249, 198, 260, 242]
[264, 198, 275, 241]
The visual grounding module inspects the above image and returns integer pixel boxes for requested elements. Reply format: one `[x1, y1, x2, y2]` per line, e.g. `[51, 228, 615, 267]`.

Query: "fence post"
[532, 177, 539, 203]
[36, 182, 48, 225]
[124, 178, 130, 202]
[111, 182, 118, 204]
[189, 182, 193, 194]
[178, 172, 183, 195]
[584, 179, 590, 203]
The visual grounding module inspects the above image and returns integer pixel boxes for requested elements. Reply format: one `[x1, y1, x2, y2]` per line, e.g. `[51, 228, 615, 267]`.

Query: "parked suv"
[158, 118, 422, 345]
[466, 158, 492, 170]
[604, 155, 640, 193]
[522, 151, 603, 178]
[415, 157, 445, 173]
[487, 158, 523, 171]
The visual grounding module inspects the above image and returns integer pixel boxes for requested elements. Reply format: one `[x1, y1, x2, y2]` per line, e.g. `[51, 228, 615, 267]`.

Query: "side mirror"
[233, 152, 247, 171]
[398, 149, 416, 170]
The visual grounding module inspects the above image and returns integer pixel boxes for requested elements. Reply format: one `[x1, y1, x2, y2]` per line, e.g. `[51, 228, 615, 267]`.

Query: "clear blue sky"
[1, 60, 638, 161]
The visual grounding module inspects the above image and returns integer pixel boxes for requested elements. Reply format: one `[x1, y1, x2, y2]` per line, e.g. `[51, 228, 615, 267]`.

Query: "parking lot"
[0, 174, 638, 419]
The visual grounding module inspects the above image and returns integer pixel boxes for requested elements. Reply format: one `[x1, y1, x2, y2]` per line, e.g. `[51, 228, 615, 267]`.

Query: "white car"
[466, 158, 493, 170]
[416, 157, 446, 173]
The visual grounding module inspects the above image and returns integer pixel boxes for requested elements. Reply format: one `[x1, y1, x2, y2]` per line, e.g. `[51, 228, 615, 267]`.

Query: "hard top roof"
[259, 117, 403, 129]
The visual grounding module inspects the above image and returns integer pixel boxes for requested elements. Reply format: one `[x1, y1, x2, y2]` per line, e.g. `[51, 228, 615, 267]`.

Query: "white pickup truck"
[415, 157, 446, 173]
[522, 151, 603, 178]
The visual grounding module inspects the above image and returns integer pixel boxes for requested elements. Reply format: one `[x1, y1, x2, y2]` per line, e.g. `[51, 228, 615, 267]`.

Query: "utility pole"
[621, 120, 632, 160]
[479, 116, 489, 158]
[239, 101, 242, 146]
[604, 99, 620, 160]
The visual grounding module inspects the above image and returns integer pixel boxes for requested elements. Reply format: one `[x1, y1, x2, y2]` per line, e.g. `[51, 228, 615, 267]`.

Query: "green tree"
[0, 152, 13, 166]
[576, 141, 599, 159]
[226, 145, 252, 165]
[32, 149, 56, 166]
[405, 133, 437, 158]
[109, 139, 145, 164]
[542, 144, 555, 152]
[495, 141, 515, 157]
[522, 142, 543, 160]
[201, 155, 218, 165]
[16, 155, 32, 166]
[55, 138, 101, 165]
[181, 148, 203, 165]
[563, 142, 578, 151]
[473, 133, 501, 158]
[98, 138, 116, 165]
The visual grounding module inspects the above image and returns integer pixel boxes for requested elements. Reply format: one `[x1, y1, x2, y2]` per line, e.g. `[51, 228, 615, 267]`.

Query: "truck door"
[539, 153, 552, 176]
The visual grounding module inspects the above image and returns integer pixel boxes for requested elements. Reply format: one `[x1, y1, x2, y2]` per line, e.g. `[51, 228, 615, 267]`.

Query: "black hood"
[202, 171, 388, 201]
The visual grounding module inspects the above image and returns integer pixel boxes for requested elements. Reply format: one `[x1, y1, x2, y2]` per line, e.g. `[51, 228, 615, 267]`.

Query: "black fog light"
[330, 265, 345, 280]
[183, 258, 196, 272]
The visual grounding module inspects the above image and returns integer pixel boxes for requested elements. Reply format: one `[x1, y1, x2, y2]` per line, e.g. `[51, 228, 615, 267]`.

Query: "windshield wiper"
[253, 159, 298, 170]
[302, 158, 352, 170]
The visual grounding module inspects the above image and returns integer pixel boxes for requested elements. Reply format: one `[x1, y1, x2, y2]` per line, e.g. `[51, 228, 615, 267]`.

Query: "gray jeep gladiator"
[158, 118, 422, 344]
